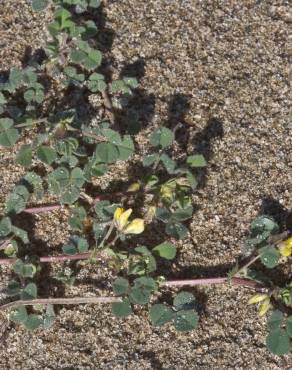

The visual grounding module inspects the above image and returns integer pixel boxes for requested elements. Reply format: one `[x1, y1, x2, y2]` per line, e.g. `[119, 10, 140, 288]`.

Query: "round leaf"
[186, 154, 207, 168]
[62, 244, 77, 255]
[23, 315, 43, 330]
[61, 184, 80, 204]
[0, 118, 19, 147]
[32, 0, 49, 12]
[0, 217, 12, 237]
[153, 242, 176, 260]
[20, 283, 37, 300]
[166, 222, 188, 240]
[16, 145, 32, 167]
[112, 298, 132, 318]
[287, 316, 292, 338]
[37, 146, 57, 165]
[4, 280, 21, 296]
[10, 306, 28, 324]
[150, 304, 174, 327]
[260, 247, 280, 268]
[173, 291, 196, 311]
[266, 329, 290, 355]
[112, 277, 129, 295]
[267, 310, 283, 332]
[174, 310, 198, 332]
[95, 143, 119, 163]
[129, 287, 151, 305]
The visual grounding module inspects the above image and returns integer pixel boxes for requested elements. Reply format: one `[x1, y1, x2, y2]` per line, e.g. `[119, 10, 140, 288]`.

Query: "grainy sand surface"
[0, 1, 291, 369]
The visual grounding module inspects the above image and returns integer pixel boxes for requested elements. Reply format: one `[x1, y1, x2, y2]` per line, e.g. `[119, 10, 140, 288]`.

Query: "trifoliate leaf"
[129, 277, 157, 305]
[149, 127, 174, 149]
[13, 260, 36, 278]
[83, 50, 102, 70]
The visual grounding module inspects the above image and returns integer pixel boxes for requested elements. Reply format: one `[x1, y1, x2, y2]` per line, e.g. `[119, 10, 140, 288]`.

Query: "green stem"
[15, 118, 47, 128]
[97, 223, 115, 249]
[152, 152, 162, 170]
[235, 254, 261, 277]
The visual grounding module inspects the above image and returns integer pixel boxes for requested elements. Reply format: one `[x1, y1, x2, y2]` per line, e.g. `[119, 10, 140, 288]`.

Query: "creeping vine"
[0, 0, 290, 355]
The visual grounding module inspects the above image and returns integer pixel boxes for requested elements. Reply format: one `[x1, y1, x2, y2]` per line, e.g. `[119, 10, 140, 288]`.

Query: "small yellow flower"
[124, 218, 144, 234]
[114, 208, 132, 231]
[160, 185, 173, 202]
[258, 298, 271, 317]
[248, 293, 268, 305]
[279, 237, 292, 257]
[127, 182, 141, 192]
[113, 207, 144, 235]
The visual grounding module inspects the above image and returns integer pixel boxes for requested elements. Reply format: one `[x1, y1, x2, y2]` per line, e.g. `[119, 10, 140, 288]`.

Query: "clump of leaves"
[241, 217, 292, 355]
[0, 0, 290, 358]
[150, 291, 199, 331]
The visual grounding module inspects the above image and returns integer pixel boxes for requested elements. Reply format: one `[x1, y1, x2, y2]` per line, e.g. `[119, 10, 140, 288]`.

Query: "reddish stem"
[24, 204, 62, 214]
[0, 252, 96, 265]
[0, 252, 265, 291]
[162, 277, 266, 291]
[23, 192, 129, 214]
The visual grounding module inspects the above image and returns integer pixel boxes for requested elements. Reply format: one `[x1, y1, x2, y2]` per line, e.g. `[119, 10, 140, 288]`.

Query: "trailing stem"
[0, 276, 266, 311]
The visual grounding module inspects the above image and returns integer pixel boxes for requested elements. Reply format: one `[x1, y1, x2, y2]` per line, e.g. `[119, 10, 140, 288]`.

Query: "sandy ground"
[0, 0, 291, 369]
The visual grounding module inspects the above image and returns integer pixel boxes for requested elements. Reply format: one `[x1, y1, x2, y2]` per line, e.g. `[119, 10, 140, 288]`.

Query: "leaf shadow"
[191, 117, 224, 189]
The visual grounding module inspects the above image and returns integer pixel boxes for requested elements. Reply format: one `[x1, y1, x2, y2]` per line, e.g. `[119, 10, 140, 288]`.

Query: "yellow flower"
[248, 294, 271, 317]
[248, 293, 268, 305]
[127, 182, 141, 192]
[124, 219, 144, 234]
[279, 237, 292, 257]
[113, 207, 144, 235]
[258, 298, 271, 317]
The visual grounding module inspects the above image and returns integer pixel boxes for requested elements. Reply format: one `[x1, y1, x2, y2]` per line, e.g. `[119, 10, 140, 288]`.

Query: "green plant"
[0, 1, 290, 358]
